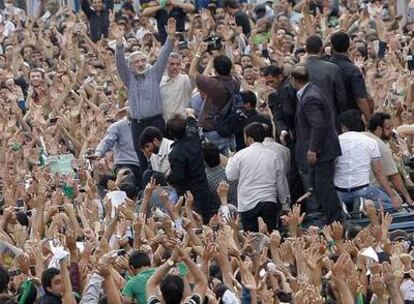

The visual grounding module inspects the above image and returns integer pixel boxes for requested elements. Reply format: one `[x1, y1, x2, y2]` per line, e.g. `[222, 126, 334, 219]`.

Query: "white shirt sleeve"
[225, 155, 240, 181]
[369, 140, 381, 159]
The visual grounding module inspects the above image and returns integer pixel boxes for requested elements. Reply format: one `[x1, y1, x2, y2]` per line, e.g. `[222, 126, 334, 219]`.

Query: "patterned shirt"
[206, 165, 238, 206]
[115, 38, 173, 120]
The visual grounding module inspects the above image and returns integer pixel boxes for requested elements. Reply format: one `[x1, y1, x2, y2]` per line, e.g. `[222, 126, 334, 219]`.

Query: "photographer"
[189, 42, 241, 155]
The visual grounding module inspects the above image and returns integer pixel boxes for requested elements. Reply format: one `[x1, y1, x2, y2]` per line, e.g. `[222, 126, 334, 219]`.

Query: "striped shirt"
[115, 38, 174, 119]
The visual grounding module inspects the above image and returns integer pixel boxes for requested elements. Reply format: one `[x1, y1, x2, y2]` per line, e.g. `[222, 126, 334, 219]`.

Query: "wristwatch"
[167, 259, 175, 267]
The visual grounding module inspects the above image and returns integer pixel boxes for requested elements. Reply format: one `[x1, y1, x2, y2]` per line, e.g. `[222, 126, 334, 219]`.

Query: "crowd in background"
[3, 0, 414, 302]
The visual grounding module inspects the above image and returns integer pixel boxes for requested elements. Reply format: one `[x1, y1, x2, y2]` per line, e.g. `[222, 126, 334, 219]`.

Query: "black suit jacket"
[295, 84, 341, 170]
[305, 56, 347, 118]
[268, 78, 297, 135]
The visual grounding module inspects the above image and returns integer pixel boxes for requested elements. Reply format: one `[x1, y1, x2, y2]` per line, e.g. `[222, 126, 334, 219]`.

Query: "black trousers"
[308, 160, 343, 224]
[286, 141, 304, 204]
[114, 164, 143, 190]
[241, 202, 280, 232]
[130, 115, 165, 173]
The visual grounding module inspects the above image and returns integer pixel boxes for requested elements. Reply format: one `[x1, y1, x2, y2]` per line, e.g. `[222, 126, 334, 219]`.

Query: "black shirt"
[268, 79, 297, 135]
[330, 53, 368, 111]
[155, 7, 186, 44]
[167, 117, 216, 222]
[235, 10, 251, 36]
[81, 0, 113, 42]
[39, 292, 62, 304]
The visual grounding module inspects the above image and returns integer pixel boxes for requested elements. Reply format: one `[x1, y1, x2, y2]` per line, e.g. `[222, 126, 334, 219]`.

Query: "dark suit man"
[264, 65, 303, 203]
[166, 109, 216, 224]
[305, 35, 347, 120]
[291, 64, 343, 224]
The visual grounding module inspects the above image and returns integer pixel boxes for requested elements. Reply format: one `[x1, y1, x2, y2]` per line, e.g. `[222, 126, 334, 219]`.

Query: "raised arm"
[141, 5, 162, 17]
[184, 110, 199, 138]
[80, 0, 94, 18]
[170, 0, 195, 12]
[111, 24, 131, 87]
[153, 18, 176, 80]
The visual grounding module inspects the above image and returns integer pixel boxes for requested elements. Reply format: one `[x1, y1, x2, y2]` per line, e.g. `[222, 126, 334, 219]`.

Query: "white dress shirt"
[334, 131, 381, 188]
[160, 73, 195, 121]
[150, 138, 173, 175]
[263, 137, 291, 175]
[226, 142, 290, 212]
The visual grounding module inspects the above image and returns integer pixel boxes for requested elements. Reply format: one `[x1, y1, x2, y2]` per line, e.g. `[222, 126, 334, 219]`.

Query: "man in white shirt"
[160, 53, 195, 121]
[335, 110, 401, 211]
[139, 126, 173, 177]
[226, 122, 290, 232]
[262, 123, 290, 177]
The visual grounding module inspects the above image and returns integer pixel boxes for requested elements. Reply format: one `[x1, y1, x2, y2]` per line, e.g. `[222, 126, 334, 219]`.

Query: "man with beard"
[28, 68, 47, 105]
[112, 18, 176, 177]
[160, 53, 195, 122]
[140, 126, 174, 178]
[365, 112, 414, 205]
[81, 0, 113, 42]
[335, 110, 401, 211]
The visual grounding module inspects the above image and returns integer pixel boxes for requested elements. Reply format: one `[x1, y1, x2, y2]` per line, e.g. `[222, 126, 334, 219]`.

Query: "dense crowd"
[2, 0, 414, 302]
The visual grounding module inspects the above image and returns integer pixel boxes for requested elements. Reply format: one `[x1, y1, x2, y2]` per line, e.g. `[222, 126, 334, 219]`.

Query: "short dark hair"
[28, 68, 45, 79]
[244, 122, 266, 143]
[0, 267, 9, 294]
[166, 114, 186, 139]
[140, 126, 163, 148]
[118, 182, 139, 200]
[213, 55, 232, 76]
[240, 54, 252, 61]
[129, 250, 151, 270]
[261, 65, 283, 77]
[368, 112, 392, 132]
[306, 35, 323, 54]
[290, 64, 309, 83]
[203, 142, 220, 168]
[337, 109, 365, 132]
[224, 0, 240, 9]
[160, 275, 184, 304]
[41, 268, 60, 290]
[240, 90, 257, 108]
[331, 31, 350, 53]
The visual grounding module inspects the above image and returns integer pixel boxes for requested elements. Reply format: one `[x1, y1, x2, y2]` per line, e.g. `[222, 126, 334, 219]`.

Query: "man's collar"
[296, 83, 310, 99]
[306, 55, 320, 59]
[332, 53, 351, 61]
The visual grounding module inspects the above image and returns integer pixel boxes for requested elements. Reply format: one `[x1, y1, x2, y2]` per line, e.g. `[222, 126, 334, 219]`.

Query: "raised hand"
[166, 18, 177, 39]
[280, 204, 305, 237]
[110, 24, 124, 42]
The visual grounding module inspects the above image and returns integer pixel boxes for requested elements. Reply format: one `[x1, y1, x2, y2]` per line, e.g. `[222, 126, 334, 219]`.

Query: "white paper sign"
[107, 190, 127, 217]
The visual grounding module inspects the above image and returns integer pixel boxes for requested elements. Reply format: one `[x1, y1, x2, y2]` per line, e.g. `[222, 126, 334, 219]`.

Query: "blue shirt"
[95, 118, 140, 166]
[115, 38, 174, 120]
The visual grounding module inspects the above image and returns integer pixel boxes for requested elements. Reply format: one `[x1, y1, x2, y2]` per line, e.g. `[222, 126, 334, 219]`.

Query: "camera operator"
[189, 42, 240, 155]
